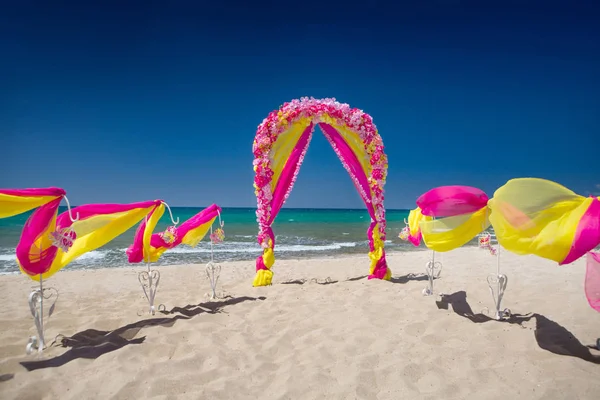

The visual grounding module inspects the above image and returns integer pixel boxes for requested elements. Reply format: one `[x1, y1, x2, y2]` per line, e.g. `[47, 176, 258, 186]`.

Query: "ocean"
[0, 207, 433, 274]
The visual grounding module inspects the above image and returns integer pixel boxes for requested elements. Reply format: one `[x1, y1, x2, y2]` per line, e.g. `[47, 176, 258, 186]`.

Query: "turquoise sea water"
[0, 207, 429, 274]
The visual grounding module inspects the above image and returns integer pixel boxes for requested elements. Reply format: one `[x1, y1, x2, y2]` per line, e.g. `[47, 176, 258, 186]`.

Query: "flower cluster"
[478, 232, 497, 256]
[253, 97, 389, 245]
[398, 226, 410, 241]
[50, 227, 77, 253]
[210, 228, 225, 245]
[159, 226, 178, 245]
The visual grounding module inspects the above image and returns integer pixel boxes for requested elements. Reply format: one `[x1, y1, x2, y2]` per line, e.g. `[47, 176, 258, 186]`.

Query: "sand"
[0, 247, 599, 399]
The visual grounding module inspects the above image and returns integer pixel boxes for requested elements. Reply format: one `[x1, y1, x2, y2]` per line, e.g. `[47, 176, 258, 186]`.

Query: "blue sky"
[2, 1, 599, 209]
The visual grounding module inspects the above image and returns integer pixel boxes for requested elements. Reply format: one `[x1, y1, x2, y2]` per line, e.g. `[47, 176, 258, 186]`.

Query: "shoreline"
[0, 244, 432, 276]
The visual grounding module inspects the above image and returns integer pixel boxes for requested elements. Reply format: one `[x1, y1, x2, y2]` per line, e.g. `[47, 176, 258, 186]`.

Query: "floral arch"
[251, 97, 391, 286]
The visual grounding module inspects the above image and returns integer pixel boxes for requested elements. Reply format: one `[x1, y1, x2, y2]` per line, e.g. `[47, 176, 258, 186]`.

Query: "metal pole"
[38, 274, 44, 352]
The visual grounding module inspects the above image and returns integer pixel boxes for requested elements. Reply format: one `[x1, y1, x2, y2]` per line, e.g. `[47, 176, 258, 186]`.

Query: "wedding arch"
[251, 97, 391, 286]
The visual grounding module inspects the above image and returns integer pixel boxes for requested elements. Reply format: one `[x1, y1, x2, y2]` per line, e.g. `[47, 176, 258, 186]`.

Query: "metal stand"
[25, 197, 78, 355]
[205, 213, 224, 300]
[423, 251, 442, 296]
[26, 276, 59, 355]
[137, 201, 179, 315]
[139, 263, 160, 315]
[481, 232, 510, 320]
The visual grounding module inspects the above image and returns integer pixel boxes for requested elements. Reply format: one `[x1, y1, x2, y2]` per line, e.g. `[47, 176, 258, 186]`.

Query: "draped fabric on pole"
[126, 203, 222, 263]
[586, 252, 600, 313]
[417, 186, 491, 252]
[0, 187, 66, 219]
[488, 178, 600, 265]
[252, 98, 390, 286]
[17, 200, 163, 279]
[400, 186, 491, 252]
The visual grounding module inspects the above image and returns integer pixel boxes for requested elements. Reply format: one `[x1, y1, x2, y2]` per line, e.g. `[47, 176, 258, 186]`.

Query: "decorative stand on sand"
[424, 248, 442, 296]
[252, 97, 391, 286]
[421, 217, 443, 296]
[206, 211, 225, 300]
[479, 230, 510, 320]
[399, 216, 442, 296]
[27, 197, 79, 355]
[139, 203, 179, 315]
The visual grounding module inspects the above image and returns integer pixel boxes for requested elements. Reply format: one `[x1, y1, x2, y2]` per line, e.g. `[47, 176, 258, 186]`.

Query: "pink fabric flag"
[585, 252, 600, 312]
[417, 185, 489, 217]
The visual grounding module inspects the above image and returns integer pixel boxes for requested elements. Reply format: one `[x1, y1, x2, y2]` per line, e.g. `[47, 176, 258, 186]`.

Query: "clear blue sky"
[2, 1, 599, 208]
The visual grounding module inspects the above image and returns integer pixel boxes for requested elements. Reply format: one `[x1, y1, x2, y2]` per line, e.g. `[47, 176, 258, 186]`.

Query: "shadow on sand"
[437, 291, 600, 364]
[343, 273, 431, 284]
[281, 278, 339, 285]
[20, 296, 266, 371]
[390, 273, 430, 284]
[345, 275, 368, 282]
[282, 273, 431, 285]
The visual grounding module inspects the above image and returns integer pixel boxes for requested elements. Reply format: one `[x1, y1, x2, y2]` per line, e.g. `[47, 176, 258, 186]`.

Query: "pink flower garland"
[253, 97, 389, 245]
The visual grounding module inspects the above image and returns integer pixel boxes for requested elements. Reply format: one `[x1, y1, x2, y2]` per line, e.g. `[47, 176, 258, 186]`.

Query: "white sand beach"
[0, 247, 599, 399]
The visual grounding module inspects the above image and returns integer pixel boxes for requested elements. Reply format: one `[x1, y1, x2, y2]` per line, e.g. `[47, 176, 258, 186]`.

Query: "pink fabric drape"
[127, 203, 222, 263]
[255, 125, 313, 271]
[270, 124, 314, 219]
[417, 185, 489, 217]
[585, 252, 600, 312]
[319, 123, 376, 220]
[16, 197, 63, 275]
[17, 199, 162, 275]
[562, 197, 600, 265]
[320, 123, 387, 279]
[0, 187, 66, 197]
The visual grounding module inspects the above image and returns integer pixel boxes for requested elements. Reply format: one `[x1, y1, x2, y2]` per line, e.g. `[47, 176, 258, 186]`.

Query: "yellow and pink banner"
[0, 187, 66, 219]
[126, 203, 222, 263]
[16, 199, 163, 279]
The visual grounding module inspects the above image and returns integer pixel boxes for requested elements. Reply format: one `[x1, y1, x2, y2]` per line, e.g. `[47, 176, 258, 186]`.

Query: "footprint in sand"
[404, 321, 428, 337]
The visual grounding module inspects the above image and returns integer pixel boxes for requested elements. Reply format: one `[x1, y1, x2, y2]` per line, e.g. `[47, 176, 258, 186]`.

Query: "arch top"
[252, 97, 384, 158]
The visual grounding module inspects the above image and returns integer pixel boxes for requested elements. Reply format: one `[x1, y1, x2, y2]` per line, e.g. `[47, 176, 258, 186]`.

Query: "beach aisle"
[0, 248, 598, 399]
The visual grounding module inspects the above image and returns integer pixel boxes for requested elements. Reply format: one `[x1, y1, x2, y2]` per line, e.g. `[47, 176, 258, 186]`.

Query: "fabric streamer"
[586, 252, 600, 312]
[408, 185, 491, 252]
[126, 203, 222, 263]
[399, 207, 431, 246]
[17, 200, 163, 280]
[0, 187, 66, 219]
[488, 178, 600, 265]
[252, 97, 390, 286]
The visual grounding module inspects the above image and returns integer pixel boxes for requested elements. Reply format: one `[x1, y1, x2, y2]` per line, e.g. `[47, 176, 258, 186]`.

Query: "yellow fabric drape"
[420, 207, 490, 252]
[488, 178, 593, 263]
[23, 204, 159, 280]
[0, 193, 62, 219]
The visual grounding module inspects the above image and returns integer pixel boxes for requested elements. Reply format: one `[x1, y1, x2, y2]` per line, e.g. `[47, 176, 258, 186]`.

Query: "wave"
[73, 250, 105, 261]
[118, 241, 359, 255]
[0, 250, 104, 263]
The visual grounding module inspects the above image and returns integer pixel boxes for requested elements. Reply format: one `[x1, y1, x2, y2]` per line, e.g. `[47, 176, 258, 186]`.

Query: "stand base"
[26, 286, 58, 355]
[487, 273, 508, 321]
[423, 260, 442, 297]
[206, 261, 223, 300]
[139, 269, 160, 315]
